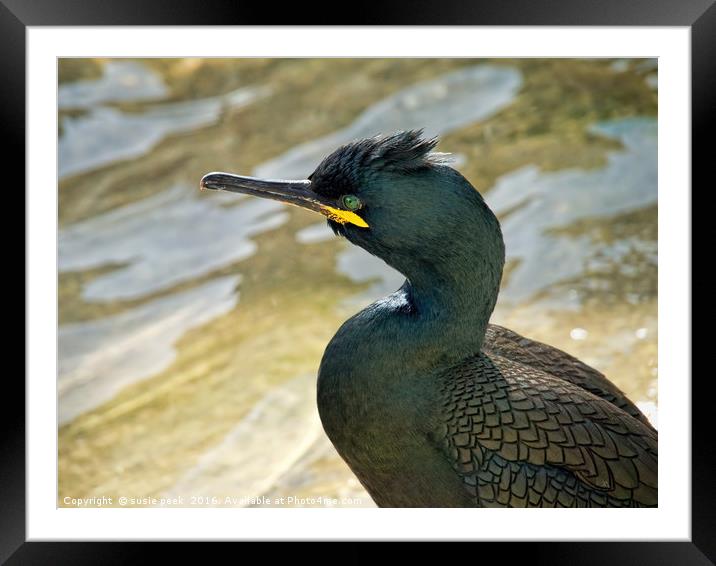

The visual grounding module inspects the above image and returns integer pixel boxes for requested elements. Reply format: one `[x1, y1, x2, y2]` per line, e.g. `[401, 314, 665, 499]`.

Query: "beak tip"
[199, 173, 217, 192]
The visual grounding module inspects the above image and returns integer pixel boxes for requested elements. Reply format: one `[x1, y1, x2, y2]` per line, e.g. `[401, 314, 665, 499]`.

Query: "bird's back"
[437, 349, 657, 507]
[483, 324, 653, 428]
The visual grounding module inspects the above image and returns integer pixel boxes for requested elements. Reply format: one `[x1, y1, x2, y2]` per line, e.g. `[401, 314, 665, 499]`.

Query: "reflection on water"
[163, 374, 323, 506]
[59, 61, 268, 178]
[295, 222, 334, 245]
[57, 62, 276, 422]
[59, 185, 287, 301]
[59, 61, 168, 110]
[255, 65, 522, 178]
[58, 275, 239, 424]
[489, 117, 656, 304]
[335, 247, 405, 304]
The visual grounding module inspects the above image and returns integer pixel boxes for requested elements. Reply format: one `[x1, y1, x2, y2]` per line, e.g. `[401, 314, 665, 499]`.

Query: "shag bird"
[200, 130, 657, 508]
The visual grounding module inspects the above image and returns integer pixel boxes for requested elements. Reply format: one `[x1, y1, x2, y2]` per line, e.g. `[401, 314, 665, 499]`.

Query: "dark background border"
[8, 0, 710, 563]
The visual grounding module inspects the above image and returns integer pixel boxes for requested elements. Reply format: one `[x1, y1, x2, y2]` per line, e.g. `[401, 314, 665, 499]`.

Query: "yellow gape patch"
[320, 205, 369, 228]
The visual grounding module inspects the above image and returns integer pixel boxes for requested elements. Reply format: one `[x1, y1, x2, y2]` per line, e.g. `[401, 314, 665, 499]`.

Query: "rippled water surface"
[254, 65, 522, 178]
[58, 58, 658, 508]
[59, 61, 268, 178]
[58, 275, 240, 424]
[58, 61, 168, 110]
[59, 185, 287, 301]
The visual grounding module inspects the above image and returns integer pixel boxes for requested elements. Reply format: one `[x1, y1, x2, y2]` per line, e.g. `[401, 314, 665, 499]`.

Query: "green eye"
[341, 194, 362, 211]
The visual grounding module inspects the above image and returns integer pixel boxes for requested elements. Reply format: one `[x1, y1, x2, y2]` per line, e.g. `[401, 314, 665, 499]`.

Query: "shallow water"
[59, 61, 268, 178]
[58, 275, 240, 424]
[58, 58, 657, 508]
[489, 117, 657, 305]
[255, 65, 522, 178]
[59, 185, 287, 301]
[162, 373, 324, 505]
[58, 61, 168, 110]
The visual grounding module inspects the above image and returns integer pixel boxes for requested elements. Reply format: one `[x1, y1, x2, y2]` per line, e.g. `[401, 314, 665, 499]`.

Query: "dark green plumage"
[201, 130, 657, 508]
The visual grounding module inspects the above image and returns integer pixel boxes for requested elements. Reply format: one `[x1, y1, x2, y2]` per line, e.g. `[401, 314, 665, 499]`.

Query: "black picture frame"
[9, 0, 710, 562]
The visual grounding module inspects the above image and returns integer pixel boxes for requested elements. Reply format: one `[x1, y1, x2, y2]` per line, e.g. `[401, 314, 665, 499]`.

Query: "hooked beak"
[200, 172, 369, 228]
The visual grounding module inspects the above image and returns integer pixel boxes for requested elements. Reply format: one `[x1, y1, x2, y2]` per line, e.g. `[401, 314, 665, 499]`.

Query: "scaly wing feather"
[484, 324, 652, 428]
[438, 353, 657, 507]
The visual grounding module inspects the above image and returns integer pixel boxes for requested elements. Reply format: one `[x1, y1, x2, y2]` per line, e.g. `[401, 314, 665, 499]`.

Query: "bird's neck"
[402, 256, 503, 362]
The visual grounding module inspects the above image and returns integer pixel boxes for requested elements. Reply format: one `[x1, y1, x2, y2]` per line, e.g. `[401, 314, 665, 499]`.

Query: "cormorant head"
[201, 130, 504, 288]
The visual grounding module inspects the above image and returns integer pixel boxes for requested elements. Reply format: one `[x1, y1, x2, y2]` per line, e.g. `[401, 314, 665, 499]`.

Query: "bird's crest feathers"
[363, 129, 453, 172]
[310, 130, 453, 198]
